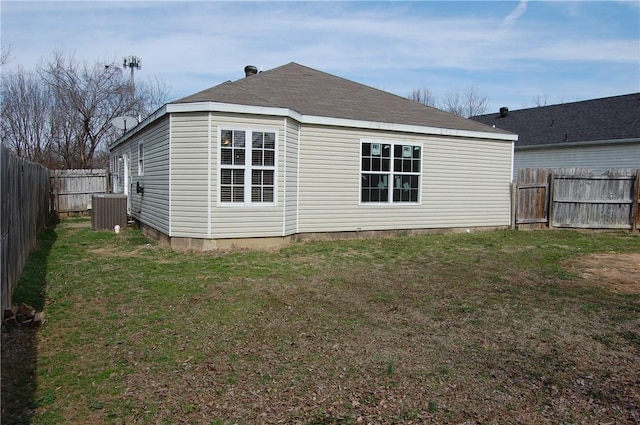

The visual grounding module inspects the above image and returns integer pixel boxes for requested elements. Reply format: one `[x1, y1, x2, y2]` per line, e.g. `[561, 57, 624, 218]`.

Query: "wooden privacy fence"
[514, 168, 640, 232]
[513, 168, 550, 229]
[1, 144, 51, 311]
[50, 168, 108, 215]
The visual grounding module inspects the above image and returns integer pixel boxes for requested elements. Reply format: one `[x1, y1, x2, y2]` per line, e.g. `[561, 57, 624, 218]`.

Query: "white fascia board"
[302, 115, 518, 142]
[111, 101, 517, 150]
[165, 102, 516, 141]
[166, 101, 296, 119]
[517, 137, 640, 150]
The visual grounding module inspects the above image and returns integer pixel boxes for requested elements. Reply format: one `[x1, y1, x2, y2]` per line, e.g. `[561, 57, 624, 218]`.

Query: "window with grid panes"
[361, 142, 421, 203]
[251, 131, 275, 202]
[220, 129, 276, 204]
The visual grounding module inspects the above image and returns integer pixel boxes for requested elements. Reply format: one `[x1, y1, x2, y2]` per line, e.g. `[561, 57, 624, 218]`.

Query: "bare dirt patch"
[565, 253, 640, 294]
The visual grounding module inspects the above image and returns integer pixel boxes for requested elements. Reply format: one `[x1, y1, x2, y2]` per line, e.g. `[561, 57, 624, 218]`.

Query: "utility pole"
[122, 56, 141, 120]
[122, 55, 141, 90]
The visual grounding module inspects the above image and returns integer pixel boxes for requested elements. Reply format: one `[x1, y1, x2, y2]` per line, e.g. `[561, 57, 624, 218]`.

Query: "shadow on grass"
[1, 220, 58, 425]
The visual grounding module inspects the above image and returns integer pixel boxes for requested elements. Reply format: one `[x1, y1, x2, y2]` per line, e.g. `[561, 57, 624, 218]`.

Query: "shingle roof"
[175, 62, 511, 135]
[470, 93, 640, 147]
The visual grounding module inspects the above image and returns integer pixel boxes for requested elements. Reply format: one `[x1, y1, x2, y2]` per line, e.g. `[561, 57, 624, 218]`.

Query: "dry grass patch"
[2, 224, 640, 424]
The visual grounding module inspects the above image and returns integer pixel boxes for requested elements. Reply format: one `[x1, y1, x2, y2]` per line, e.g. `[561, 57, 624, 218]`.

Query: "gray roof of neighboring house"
[470, 93, 640, 147]
[175, 62, 512, 135]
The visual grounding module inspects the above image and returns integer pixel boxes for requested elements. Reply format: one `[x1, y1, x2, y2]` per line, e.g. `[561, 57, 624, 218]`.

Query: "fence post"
[547, 171, 554, 229]
[633, 170, 640, 233]
[510, 182, 517, 230]
[54, 170, 60, 215]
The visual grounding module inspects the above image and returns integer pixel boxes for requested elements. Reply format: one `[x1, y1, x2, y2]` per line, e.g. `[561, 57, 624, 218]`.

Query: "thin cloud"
[499, 0, 528, 33]
[2, 1, 637, 113]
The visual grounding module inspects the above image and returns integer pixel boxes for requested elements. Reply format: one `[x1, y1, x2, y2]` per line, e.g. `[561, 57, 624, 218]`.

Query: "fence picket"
[2, 157, 111, 310]
[1, 145, 51, 310]
[516, 168, 639, 231]
[51, 169, 108, 214]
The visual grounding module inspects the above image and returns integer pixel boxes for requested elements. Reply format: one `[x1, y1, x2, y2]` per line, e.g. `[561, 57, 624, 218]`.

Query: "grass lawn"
[2, 219, 640, 424]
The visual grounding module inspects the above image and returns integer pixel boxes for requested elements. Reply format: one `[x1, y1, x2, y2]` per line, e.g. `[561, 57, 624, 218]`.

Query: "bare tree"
[462, 85, 489, 117]
[408, 87, 437, 107]
[39, 52, 138, 168]
[0, 68, 57, 166]
[443, 85, 488, 118]
[532, 93, 549, 107]
[1, 44, 12, 67]
[1, 51, 174, 168]
[136, 76, 175, 117]
[409, 84, 488, 118]
[441, 90, 464, 117]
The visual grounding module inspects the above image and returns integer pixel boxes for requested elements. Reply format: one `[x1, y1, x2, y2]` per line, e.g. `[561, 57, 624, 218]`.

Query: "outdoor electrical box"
[91, 194, 127, 231]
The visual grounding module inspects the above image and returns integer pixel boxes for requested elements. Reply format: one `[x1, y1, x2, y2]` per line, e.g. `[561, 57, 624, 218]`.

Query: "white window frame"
[137, 141, 144, 176]
[217, 128, 278, 206]
[359, 140, 422, 205]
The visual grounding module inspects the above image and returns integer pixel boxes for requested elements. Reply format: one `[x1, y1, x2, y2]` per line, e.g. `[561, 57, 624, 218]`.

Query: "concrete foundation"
[134, 219, 509, 252]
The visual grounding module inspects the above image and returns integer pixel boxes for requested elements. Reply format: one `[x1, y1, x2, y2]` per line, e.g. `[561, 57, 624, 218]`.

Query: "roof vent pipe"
[499, 107, 509, 118]
[244, 65, 258, 77]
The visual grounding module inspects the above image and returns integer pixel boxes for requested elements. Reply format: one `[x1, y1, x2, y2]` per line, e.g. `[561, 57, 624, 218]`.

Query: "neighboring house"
[471, 93, 640, 180]
[109, 62, 516, 249]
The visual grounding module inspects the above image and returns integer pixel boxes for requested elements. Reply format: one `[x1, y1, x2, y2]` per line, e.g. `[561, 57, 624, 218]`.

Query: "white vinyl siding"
[422, 135, 513, 227]
[135, 117, 170, 234]
[514, 142, 640, 179]
[208, 114, 287, 239]
[110, 117, 171, 235]
[112, 108, 514, 244]
[283, 118, 300, 236]
[297, 125, 512, 233]
[170, 113, 210, 238]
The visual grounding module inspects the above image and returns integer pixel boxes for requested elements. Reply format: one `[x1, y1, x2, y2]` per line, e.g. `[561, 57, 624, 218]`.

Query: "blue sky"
[2, 1, 639, 114]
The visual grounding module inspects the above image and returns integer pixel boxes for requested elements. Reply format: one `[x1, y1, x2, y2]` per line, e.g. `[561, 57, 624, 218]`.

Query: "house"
[471, 93, 640, 179]
[108, 62, 516, 250]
